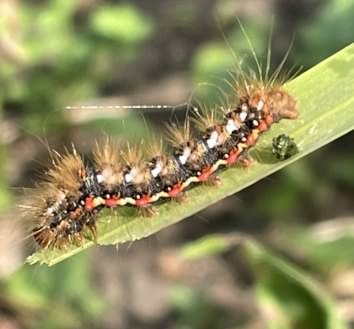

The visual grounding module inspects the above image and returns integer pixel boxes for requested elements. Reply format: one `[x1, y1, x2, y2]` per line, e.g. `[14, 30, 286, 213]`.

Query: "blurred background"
[0, 0, 354, 328]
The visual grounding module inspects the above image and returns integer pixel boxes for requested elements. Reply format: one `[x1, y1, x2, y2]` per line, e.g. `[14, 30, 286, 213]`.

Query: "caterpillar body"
[25, 80, 298, 249]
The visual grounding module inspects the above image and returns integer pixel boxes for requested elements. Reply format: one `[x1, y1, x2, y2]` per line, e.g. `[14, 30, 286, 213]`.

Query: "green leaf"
[179, 234, 233, 260]
[278, 220, 354, 273]
[243, 240, 347, 329]
[27, 43, 354, 266]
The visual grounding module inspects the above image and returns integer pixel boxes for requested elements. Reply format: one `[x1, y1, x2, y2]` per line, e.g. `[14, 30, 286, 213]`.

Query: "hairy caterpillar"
[22, 24, 299, 250]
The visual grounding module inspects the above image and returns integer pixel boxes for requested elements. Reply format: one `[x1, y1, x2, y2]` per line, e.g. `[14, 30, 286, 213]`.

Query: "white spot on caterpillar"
[179, 147, 191, 164]
[46, 207, 54, 215]
[151, 162, 162, 177]
[206, 130, 219, 149]
[257, 100, 264, 111]
[240, 112, 247, 122]
[125, 168, 137, 183]
[226, 119, 239, 134]
[96, 174, 105, 183]
[57, 191, 66, 201]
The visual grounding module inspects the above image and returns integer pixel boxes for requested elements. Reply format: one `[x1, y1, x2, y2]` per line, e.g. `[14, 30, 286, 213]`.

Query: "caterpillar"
[22, 23, 299, 249]
[24, 81, 298, 249]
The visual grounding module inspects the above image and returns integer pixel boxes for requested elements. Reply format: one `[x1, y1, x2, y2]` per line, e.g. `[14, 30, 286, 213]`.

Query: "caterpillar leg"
[206, 174, 222, 187]
[139, 206, 159, 217]
[87, 221, 98, 242]
[238, 152, 255, 167]
[173, 192, 187, 203]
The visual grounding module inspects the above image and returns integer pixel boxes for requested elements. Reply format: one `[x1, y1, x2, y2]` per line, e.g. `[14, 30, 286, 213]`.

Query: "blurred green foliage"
[2, 252, 104, 329]
[170, 284, 235, 329]
[192, 21, 268, 102]
[179, 235, 347, 329]
[90, 4, 153, 43]
[298, 0, 354, 66]
[2, 1, 153, 130]
[0, 142, 11, 209]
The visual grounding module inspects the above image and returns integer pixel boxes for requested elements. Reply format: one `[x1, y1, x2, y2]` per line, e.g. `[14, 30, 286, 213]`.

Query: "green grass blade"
[176, 235, 347, 329]
[244, 240, 347, 329]
[27, 43, 354, 266]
